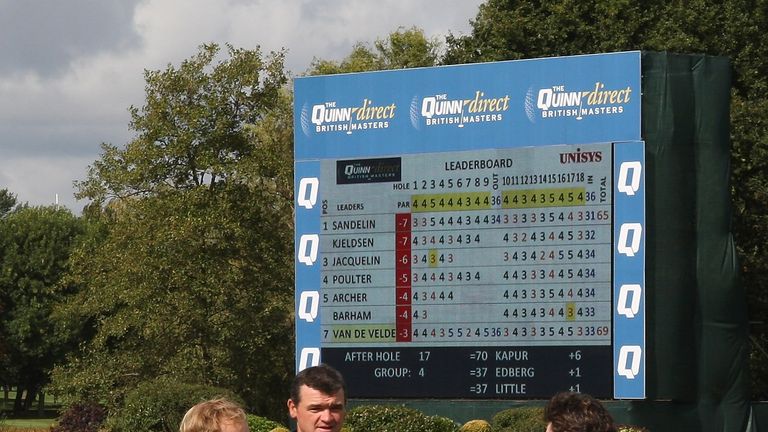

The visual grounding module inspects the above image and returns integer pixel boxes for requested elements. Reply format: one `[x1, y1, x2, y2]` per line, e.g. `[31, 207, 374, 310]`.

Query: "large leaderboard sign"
[294, 52, 645, 400]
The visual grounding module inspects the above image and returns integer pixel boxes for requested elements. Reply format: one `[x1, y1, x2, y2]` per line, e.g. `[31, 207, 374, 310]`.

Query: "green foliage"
[617, 425, 649, 432]
[0, 189, 17, 218]
[75, 43, 288, 202]
[309, 43, 381, 75]
[491, 406, 546, 432]
[0, 205, 85, 410]
[308, 26, 441, 75]
[344, 405, 458, 432]
[51, 402, 107, 432]
[52, 44, 295, 419]
[52, 186, 294, 417]
[443, 0, 768, 69]
[731, 95, 768, 398]
[445, 0, 713, 63]
[373, 26, 442, 69]
[246, 414, 283, 432]
[106, 378, 242, 432]
[459, 419, 492, 432]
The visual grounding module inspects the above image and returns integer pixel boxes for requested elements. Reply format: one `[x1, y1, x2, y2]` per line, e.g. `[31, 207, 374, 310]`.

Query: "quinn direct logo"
[300, 99, 396, 136]
[410, 91, 510, 130]
[524, 82, 633, 123]
[336, 157, 402, 184]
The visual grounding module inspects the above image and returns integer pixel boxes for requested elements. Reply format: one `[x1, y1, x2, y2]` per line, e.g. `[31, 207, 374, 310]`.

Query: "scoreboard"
[294, 52, 646, 399]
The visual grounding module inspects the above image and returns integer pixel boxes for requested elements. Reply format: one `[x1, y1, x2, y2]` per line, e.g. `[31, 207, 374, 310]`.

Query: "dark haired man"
[544, 392, 616, 432]
[287, 364, 346, 432]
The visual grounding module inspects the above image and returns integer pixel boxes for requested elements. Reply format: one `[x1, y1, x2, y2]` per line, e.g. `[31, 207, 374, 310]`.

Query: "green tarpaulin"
[623, 51, 753, 432]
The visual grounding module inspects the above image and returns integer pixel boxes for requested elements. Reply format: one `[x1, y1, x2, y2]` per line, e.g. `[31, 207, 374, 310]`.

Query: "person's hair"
[544, 392, 616, 432]
[179, 398, 246, 432]
[290, 363, 347, 404]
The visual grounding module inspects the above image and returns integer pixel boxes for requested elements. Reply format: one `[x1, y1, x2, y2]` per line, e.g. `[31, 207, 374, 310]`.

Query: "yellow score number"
[502, 187, 586, 209]
[411, 192, 493, 213]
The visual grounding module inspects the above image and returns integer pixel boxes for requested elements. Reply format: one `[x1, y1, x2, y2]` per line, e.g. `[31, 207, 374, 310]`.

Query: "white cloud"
[0, 155, 94, 211]
[0, 0, 484, 212]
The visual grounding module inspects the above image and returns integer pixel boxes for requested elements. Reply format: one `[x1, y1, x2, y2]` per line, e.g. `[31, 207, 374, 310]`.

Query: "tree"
[0, 205, 85, 412]
[0, 188, 17, 217]
[75, 43, 288, 201]
[53, 187, 293, 417]
[0, 188, 18, 385]
[444, 0, 768, 401]
[53, 44, 294, 420]
[308, 26, 441, 75]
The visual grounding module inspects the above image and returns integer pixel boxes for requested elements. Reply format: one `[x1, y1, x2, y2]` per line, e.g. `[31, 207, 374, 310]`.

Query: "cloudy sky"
[0, 0, 484, 212]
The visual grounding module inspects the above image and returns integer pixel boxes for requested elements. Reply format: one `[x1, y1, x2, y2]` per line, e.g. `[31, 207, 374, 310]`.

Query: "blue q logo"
[617, 223, 642, 257]
[617, 284, 642, 318]
[618, 161, 642, 196]
[298, 291, 319, 322]
[299, 347, 321, 371]
[617, 346, 642, 379]
[297, 177, 319, 209]
[298, 234, 319, 265]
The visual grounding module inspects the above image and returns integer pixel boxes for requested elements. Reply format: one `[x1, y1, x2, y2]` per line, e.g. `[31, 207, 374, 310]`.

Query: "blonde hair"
[179, 398, 247, 432]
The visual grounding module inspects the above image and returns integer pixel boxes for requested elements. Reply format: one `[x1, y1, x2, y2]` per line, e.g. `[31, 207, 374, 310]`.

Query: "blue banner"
[295, 51, 641, 160]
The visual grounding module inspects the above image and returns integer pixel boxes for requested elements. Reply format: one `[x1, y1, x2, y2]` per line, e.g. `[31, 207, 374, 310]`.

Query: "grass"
[1, 388, 59, 431]
[0, 419, 55, 432]
[0, 417, 56, 432]
[1, 419, 56, 427]
[0, 428, 52, 432]
[1, 391, 60, 412]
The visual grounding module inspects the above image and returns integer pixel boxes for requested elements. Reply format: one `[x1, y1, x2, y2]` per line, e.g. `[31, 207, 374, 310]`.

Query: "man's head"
[287, 364, 347, 432]
[544, 392, 615, 432]
[179, 398, 249, 432]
